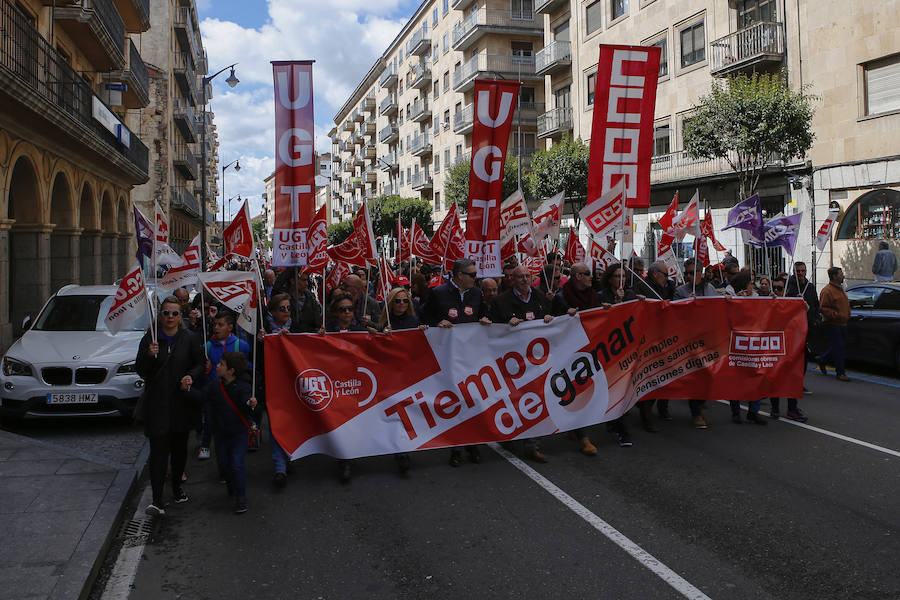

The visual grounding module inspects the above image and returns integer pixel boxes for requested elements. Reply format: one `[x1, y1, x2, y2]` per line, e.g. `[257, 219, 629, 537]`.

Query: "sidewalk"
[0, 429, 148, 600]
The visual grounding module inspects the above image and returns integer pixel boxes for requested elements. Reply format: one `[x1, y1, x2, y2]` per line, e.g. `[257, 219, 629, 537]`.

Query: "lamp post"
[200, 63, 239, 268]
[221, 158, 240, 252]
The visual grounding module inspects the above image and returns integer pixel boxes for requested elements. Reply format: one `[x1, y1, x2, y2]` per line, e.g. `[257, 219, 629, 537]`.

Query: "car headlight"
[2, 357, 34, 377]
[116, 361, 137, 375]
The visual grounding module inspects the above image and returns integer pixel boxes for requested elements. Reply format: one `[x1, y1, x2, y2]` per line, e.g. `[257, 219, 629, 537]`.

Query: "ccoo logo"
[295, 369, 334, 412]
[729, 331, 786, 356]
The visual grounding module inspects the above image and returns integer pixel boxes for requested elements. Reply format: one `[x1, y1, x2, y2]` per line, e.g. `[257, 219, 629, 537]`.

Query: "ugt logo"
[295, 369, 334, 412]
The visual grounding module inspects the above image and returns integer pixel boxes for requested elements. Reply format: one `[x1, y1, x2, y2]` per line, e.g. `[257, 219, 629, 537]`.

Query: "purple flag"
[723, 194, 763, 239]
[751, 213, 803, 254]
[133, 205, 153, 265]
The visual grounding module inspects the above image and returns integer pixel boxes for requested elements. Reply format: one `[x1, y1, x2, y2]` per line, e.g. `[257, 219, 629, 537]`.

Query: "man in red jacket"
[817, 267, 851, 382]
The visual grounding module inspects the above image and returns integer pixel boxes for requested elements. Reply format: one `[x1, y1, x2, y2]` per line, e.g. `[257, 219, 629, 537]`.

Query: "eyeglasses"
[277, 305, 291, 312]
[160, 310, 181, 317]
[392, 298, 410, 304]
[459, 271, 478, 278]
[773, 286, 785, 291]
[337, 306, 354, 313]
[573, 271, 590, 276]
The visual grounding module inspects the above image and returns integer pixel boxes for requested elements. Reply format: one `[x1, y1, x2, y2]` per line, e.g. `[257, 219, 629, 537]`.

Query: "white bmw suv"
[0, 285, 148, 420]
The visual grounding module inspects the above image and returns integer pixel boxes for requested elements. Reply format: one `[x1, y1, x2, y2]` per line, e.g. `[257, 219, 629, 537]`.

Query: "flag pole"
[151, 204, 159, 341]
[381, 261, 393, 332]
[198, 286, 208, 357]
[249, 261, 266, 399]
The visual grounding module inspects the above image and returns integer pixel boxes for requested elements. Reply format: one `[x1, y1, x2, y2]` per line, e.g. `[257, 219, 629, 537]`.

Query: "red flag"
[658, 192, 678, 232]
[657, 232, 675, 257]
[588, 238, 618, 271]
[306, 204, 329, 270]
[155, 202, 169, 245]
[327, 202, 377, 267]
[522, 255, 545, 275]
[197, 271, 260, 334]
[700, 211, 727, 252]
[224, 199, 255, 259]
[396, 218, 411, 262]
[517, 232, 541, 257]
[532, 192, 564, 240]
[671, 191, 700, 240]
[500, 236, 517, 261]
[465, 79, 520, 276]
[587, 44, 661, 209]
[325, 261, 351, 296]
[376, 256, 402, 303]
[563, 227, 586, 265]
[695, 237, 710, 268]
[430, 203, 464, 268]
[409, 220, 441, 265]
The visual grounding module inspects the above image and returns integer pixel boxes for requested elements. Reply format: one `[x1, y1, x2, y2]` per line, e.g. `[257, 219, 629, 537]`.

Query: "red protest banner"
[465, 79, 520, 277]
[265, 297, 806, 459]
[273, 61, 316, 267]
[587, 44, 660, 209]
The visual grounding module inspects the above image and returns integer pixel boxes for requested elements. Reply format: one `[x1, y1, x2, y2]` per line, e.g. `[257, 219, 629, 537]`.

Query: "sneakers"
[786, 410, 808, 423]
[769, 410, 781, 420]
[745, 412, 767, 426]
[272, 472, 287, 488]
[145, 504, 166, 517]
[173, 488, 188, 503]
[692, 415, 708, 429]
[525, 449, 549, 463]
[579, 437, 598, 456]
[197, 447, 211, 460]
[234, 498, 247, 514]
[616, 432, 633, 447]
[466, 446, 482, 464]
[449, 450, 463, 467]
[803, 386, 811, 395]
[836, 374, 851, 382]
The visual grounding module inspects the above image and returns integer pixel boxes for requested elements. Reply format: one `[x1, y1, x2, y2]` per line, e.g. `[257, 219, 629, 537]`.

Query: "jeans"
[200, 399, 212, 448]
[770, 397, 798, 413]
[688, 399, 705, 416]
[730, 399, 761, 415]
[820, 324, 848, 376]
[148, 431, 189, 506]
[269, 419, 289, 475]
[221, 432, 248, 498]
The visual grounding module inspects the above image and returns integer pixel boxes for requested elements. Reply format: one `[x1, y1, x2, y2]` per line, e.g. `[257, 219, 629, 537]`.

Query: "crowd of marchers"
[133, 251, 855, 518]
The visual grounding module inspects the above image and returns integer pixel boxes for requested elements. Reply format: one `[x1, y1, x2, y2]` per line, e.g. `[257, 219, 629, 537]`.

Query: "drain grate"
[118, 517, 155, 547]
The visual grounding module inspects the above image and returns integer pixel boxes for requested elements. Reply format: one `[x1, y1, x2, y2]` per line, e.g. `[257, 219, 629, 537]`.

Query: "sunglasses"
[459, 271, 478, 278]
[277, 305, 291, 312]
[337, 306, 354, 313]
[393, 298, 410, 304]
[160, 310, 181, 317]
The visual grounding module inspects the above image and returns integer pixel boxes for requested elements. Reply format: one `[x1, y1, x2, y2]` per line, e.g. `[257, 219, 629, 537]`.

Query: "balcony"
[535, 0, 568, 14]
[709, 21, 785, 77]
[103, 38, 149, 108]
[453, 104, 474, 134]
[451, 0, 475, 10]
[349, 130, 362, 145]
[411, 171, 433, 191]
[509, 146, 538, 170]
[537, 107, 573, 138]
[453, 54, 540, 92]
[535, 40, 571, 75]
[342, 160, 354, 173]
[337, 140, 348, 153]
[409, 98, 431, 122]
[516, 101, 545, 126]
[379, 63, 398, 88]
[452, 8, 541, 52]
[409, 133, 432, 157]
[170, 185, 200, 218]
[408, 60, 432, 90]
[364, 143, 376, 159]
[379, 94, 398, 116]
[53, 0, 126, 70]
[173, 52, 197, 105]
[342, 182, 353, 194]
[379, 154, 398, 171]
[173, 144, 197, 179]
[352, 108, 363, 122]
[111, 0, 150, 33]
[363, 94, 376, 112]
[0, 1, 148, 183]
[342, 120, 354, 131]
[173, 7, 198, 62]
[406, 25, 430, 56]
[361, 122, 374, 137]
[172, 98, 197, 143]
[353, 153, 365, 167]
[351, 177, 364, 189]
[379, 122, 399, 144]
[364, 169, 378, 183]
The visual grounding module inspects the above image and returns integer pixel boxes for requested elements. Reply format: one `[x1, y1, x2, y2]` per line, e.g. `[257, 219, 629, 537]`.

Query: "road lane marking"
[488, 442, 713, 600]
[717, 401, 900, 458]
[101, 486, 153, 600]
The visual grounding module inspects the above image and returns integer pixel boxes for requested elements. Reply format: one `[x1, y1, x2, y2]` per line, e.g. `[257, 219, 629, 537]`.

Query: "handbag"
[218, 381, 261, 449]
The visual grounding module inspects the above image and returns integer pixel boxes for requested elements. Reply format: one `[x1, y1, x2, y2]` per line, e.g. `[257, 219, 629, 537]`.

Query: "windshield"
[33, 295, 150, 332]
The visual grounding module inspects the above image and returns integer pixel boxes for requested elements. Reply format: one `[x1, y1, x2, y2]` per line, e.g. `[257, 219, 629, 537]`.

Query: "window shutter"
[866, 55, 900, 115]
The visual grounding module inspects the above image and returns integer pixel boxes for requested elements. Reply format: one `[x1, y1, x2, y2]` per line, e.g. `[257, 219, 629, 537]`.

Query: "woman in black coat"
[135, 295, 205, 516]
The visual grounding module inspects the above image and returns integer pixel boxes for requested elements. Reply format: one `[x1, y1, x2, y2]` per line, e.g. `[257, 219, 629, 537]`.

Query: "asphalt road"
[113, 366, 899, 600]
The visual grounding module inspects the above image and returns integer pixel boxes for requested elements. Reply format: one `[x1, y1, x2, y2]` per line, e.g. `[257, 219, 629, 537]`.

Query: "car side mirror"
[21, 315, 31, 331]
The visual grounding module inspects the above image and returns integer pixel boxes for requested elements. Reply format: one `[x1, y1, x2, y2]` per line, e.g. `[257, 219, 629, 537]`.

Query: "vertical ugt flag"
[465, 78, 520, 277]
[272, 61, 316, 268]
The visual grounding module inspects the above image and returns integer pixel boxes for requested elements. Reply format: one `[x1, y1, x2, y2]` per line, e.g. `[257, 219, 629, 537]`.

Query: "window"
[680, 21, 705, 67]
[847, 287, 883, 310]
[444, 148, 450, 167]
[554, 21, 570, 42]
[876, 288, 900, 310]
[399, 81, 404, 95]
[511, 42, 534, 64]
[586, 73, 596, 104]
[435, 192, 441, 210]
[399, 49, 404, 63]
[443, 33, 449, 54]
[433, 7, 438, 25]
[511, 0, 534, 19]
[400, 171, 404, 186]
[433, 43, 439, 61]
[586, 1, 603, 35]
[653, 37, 668, 76]
[520, 86, 535, 107]
[653, 124, 670, 156]
[864, 55, 900, 116]
[433, 81, 440, 98]
[398, 109, 404, 125]
[443, 109, 450, 125]
[443, 71, 450, 91]
[443, 0, 448, 16]
[456, 143, 463, 158]
[434, 154, 441, 173]
[555, 85, 571, 108]
[836, 189, 900, 240]
[737, 0, 776, 29]
[611, 0, 627, 20]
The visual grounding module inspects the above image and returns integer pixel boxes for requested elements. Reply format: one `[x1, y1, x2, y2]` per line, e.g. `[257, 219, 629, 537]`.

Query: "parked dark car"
[845, 282, 900, 373]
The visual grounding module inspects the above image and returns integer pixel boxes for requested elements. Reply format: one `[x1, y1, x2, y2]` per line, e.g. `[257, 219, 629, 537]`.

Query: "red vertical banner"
[272, 61, 316, 267]
[465, 79, 520, 277]
[587, 45, 660, 209]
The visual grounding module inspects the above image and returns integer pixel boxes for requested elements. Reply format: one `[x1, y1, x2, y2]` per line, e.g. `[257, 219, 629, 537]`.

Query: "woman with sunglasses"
[135, 296, 205, 516]
[378, 287, 427, 333]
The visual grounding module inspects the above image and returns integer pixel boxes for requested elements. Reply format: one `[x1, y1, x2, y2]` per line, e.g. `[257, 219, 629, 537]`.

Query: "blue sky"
[196, 0, 421, 220]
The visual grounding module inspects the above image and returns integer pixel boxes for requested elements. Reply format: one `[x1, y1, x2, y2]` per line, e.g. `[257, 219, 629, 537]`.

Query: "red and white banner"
[273, 61, 316, 267]
[409, 218, 441, 265]
[327, 202, 377, 266]
[588, 237, 618, 271]
[587, 44, 661, 209]
[500, 189, 532, 239]
[658, 192, 678, 232]
[580, 178, 626, 239]
[265, 297, 806, 459]
[105, 263, 148, 334]
[465, 79, 520, 277]
[657, 231, 675, 257]
[325, 261, 352, 296]
[522, 255, 545, 275]
[197, 271, 260, 334]
[395, 217, 411, 263]
[159, 233, 201, 292]
[671, 190, 700, 240]
[154, 202, 169, 245]
[532, 191, 564, 240]
[430, 203, 465, 268]
[564, 227, 586, 265]
[815, 208, 840, 251]
[700, 211, 728, 252]
[224, 198, 255, 259]
[306, 204, 329, 270]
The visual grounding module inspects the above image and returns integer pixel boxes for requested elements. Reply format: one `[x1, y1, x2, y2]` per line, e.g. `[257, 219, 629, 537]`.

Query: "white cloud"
[200, 0, 409, 206]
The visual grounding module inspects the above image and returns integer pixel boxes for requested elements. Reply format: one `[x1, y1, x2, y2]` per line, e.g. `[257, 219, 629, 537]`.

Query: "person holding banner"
[786, 261, 820, 389]
[378, 287, 425, 334]
[631, 262, 675, 423]
[769, 277, 808, 422]
[135, 296, 205, 516]
[674, 259, 718, 299]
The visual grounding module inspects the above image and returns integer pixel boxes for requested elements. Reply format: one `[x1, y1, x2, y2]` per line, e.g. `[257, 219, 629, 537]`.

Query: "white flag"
[532, 191, 564, 240]
[579, 179, 626, 240]
[196, 271, 260, 334]
[815, 208, 840, 251]
[159, 233, 202, 293]
[105, 263, 148, 334]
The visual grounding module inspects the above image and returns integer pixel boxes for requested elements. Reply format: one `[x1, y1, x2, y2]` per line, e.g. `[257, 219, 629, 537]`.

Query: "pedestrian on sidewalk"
[817, 267, 851, 382]
[135, 296, 205, 517]
[872, 241, 898, 282]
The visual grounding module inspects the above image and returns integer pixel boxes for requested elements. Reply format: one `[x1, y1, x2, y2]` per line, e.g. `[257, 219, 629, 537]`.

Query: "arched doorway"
[7, 156, 46, 336]
[78, 182, 100, 285]
[100, 191, 116, 283]
[116, 195, 130, 279]
[49, 171, 77, 293]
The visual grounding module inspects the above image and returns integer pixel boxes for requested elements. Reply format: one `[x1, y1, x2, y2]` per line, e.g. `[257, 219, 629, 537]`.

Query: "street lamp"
[200, 63, 239, 268]
[221, 158, 240, 252]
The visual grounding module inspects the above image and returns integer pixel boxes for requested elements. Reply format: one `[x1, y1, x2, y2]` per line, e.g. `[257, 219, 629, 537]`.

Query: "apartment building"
[0, 0, 152, 351]
[130, 0, 219, 254]
[539, 0, 899, 284]
[330, 0, 547, 227]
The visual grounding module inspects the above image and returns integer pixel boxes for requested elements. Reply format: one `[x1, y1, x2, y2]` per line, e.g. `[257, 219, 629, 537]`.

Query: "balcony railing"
[379, 93, 398, 115]
[535, 40, 571, 75]
[453, 54, 537, 91]
[342, 120, 354, 131]
[363, 94, 376, 111]
[453, 103, 474, 134]
[408, 60, 432, 89]
[171, 185, 200, 218]
[410, 171, 434, 191]
[709, 21, 785, 76]
[352, 108, 363, 122]
[53, 0, 126, 70]
[535, 0, 568, 14]
[409, 133, 432, 157]
[173, 144, 197, 180]
[126, 38, 148, 98]
[103, 37, 149, 108]
[406, 25, 430, 56]
[648, 150, 785, 184]
[0, 0, 148, 181]
[409, 98, 431, 122]
[363, 121, 376, 135]
[173, 7, 198, 62]
[452, 8, 540, 51]
[379, 122, 399, 144]
[537, 107, 573, 138]
[173, 52, 196, 104]
[172, 98, 197, 143]
[379, 154, 398, 171]
[379, 63, 398, 88]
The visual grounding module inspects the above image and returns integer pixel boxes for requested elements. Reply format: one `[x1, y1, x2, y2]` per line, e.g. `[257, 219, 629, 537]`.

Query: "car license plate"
[46, 392, 99, 404]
